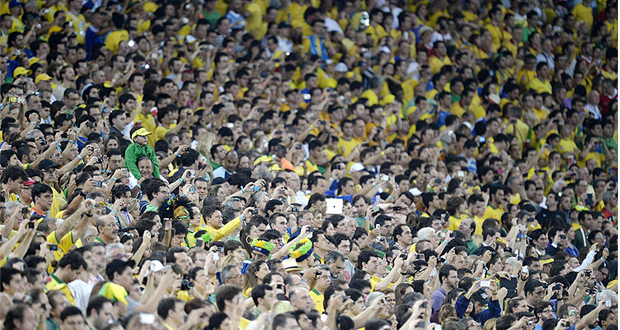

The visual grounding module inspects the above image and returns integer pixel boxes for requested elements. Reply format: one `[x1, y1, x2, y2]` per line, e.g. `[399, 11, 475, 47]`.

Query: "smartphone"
[28, 221, 35, 229]
[21, 207, 29, 215]
[195, 239, 203, 248]
[94, 181, 103, 188]
[49, 244, 58, 251]
[480, 280, 490, 287]
[553, 284, 562, 291]
[457, 171, 464, 177]
[212, 253, 219, 261]
[605, 301, 612, 307]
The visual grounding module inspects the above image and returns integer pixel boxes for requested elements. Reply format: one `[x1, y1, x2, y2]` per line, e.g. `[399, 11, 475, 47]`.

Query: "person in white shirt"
[585, 90, 602, 120]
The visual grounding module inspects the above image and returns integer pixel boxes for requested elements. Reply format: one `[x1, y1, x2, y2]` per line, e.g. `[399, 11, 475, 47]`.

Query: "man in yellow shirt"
[518, 55, 537, 88]
[155, 105, 188, 142]
[337, 120, 359, 157]
[485, 7, 504, 50]
[46, 251, 88, 305]
[429, 41, 452, 74]
[482, 186, 506, 225]
[105, 13, 128, 54]
[526, 62, 552, 94]
[450, 88, 476, 118]
[309, 265, 332, 313]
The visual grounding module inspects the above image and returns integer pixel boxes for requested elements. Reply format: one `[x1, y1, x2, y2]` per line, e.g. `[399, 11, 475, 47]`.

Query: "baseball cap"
[334, 63, 348, 72]
[38, 159, 59, 170]
[349, 163, 365, 173]
[13, 67, 31, 78]
[471, 290, 489, 305]
[143, 260, 166, 277]
[211, 177, 230, 185]
[105, 259, 136, 281]
[9, 0, 21, 8]
[24, 178, 36, 186]
[409, 187, 423, 196]
[131, 127, 151, 140]
[379, 46, 391, 54]
[35, 73, 53, 84]
[487, 93, 500, 105]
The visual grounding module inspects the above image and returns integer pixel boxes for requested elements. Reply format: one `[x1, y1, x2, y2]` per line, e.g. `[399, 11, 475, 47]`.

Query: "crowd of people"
[0, 0, 617, 330]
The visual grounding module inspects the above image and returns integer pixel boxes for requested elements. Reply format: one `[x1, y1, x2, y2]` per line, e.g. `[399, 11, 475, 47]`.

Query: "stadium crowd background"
[0, 0, 617, 330]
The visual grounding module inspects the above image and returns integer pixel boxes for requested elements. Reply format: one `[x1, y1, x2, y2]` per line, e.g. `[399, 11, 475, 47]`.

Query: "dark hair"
[0, 267, 22, 292]
[1, 166, 27, 184]
[60, 306, 84, 322]
[439, 264, 457, 284]
[251, 284, 273, 306]
[86, 296, 112, 317]
[4, 304, 30, 330]
[157, 297, 183, 320]
[215, 284, 242, 311]
[207, 313, 230, 330]
[272, 313, 296, 330]
[31, 183, 53, 203]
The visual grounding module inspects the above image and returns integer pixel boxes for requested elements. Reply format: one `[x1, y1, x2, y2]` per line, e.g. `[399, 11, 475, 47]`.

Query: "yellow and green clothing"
[46, 273, 76, 305]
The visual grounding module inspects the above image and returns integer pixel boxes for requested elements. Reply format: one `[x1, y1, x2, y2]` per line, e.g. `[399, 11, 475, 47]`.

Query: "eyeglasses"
[107, 222, 119, 227]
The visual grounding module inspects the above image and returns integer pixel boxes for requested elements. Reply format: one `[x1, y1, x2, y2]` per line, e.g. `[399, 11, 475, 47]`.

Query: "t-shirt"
[310, 288, 324, 313]
[154, 123, 177, 141]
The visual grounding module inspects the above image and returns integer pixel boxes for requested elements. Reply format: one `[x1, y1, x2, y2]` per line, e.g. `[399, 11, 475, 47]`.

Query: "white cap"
[335, 63, 349, 72]
[349, 163, 365, 172]
[144, 260, 165, 277]
[379, 46, 391, 54]
[409, 187, 423, 196]
[487, 93, 500, 105]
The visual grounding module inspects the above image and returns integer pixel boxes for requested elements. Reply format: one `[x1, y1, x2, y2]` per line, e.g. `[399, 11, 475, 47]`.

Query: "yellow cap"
[253, 155, 273, 166]
[13, 67, 32, 78]
[131, 127, 151, 139]
[35, 73, 53, 84]
[28, 57, 40, 66]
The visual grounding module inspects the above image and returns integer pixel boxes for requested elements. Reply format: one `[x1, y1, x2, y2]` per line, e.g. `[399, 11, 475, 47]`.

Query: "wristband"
[78, 155, 84, 164]
[79, 190, 87, 198]
[241, 187, 245, 194]
[175, 152, 182, 157]
[178, 178, 183, 184]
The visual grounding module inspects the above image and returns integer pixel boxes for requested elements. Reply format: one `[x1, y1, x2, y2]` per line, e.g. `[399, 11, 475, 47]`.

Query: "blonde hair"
[467, 255, 481, 270]
[482, 318, 496, 330]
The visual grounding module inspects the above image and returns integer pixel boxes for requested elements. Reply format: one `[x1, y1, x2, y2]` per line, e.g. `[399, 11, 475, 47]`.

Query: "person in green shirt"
[458, 217, 479, 254]
[124, 127, 160, 180]
[200, 0, 222, 31]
